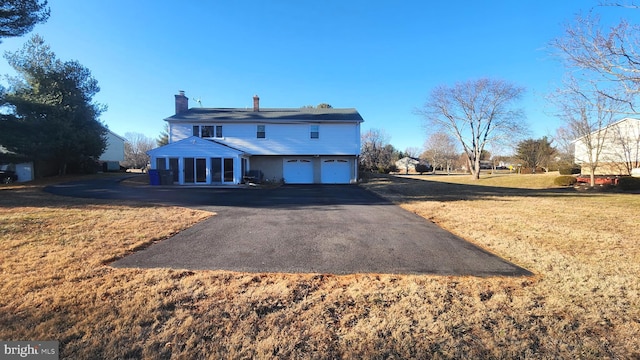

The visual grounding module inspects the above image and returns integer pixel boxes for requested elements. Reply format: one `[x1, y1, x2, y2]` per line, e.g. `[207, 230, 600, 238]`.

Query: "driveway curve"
[45, 176, 532, 276]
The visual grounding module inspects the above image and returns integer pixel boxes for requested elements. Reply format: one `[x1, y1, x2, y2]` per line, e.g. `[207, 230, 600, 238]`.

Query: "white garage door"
[283, 158, 314, 184]
[321, 159, 351, 184]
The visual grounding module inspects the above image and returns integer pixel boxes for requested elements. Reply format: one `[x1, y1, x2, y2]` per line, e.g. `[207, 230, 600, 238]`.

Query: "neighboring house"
[574, 117, 640, 175]
[0, 128, 124, 179]
[99, 130, 126, 171]
[0, 145, 34, 182]
[395, 157, 420, 173]
[147, 92, 363, 185]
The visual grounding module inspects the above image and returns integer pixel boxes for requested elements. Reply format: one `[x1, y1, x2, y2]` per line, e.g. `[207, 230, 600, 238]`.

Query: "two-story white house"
[147, 91, 363, 185]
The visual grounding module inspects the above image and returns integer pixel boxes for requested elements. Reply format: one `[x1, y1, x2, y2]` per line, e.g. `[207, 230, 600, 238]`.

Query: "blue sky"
[0, 1, 635, 153]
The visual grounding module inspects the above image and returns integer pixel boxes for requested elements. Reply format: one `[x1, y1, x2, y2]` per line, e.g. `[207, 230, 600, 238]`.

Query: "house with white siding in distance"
[147, 92, 363, 185]
[99, 129, 126, 171]
[573, 117, 640, 176]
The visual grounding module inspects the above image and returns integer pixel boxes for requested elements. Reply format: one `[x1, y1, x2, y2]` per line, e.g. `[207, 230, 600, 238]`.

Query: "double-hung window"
[257, 125, 266, 139]
[193, 125, 223, 138]
[310, 125, 319, 139]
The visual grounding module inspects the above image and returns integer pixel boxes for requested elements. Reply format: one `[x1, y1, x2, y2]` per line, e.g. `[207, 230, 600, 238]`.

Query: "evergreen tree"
[157, 123, 169, 146]
[0, 35, 106, 175]
[516, 137, 556, 173]
[0, 0, 49, 42]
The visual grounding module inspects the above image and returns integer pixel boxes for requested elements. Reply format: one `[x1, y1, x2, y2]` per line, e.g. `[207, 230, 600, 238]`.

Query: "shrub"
[617, 176, 640, 191]
[415, 164, 432, 174]
[559, 165, 581, 175]
[554, 175, 577, 186]
[377, 164, 398, 174]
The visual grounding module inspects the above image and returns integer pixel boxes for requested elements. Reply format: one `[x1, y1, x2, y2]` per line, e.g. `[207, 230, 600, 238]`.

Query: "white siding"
[170, 123, 194, 142]
[100, 131, 125, 162]
[15, 162, 34, 182]
[170, 122, 360, 155]
[575, 118, 640, 164]
[574, 118, 640, 175]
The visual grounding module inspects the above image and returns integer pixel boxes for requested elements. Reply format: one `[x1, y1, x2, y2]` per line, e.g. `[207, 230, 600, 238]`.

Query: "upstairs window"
[257, 125, 265, 139]
[193, 125, 222, 138]
[201, 125, 214, 138]
[310, 125, 319, 139]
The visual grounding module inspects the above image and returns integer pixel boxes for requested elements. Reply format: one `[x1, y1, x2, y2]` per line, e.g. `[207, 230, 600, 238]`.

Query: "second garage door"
[283, 158, 314, 184]
[321, 159, 351, 184]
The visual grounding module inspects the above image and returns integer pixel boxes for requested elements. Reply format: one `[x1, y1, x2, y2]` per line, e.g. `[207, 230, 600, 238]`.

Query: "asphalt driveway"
[46, 176, 531, 276]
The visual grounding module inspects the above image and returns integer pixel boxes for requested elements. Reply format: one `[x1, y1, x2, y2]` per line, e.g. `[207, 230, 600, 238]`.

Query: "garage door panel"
[321, 158, 351, 184]
[284, 158, 314, 184]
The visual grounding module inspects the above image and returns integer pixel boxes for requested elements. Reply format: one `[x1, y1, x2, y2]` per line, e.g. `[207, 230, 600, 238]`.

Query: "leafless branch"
[419, 78, 527, 179]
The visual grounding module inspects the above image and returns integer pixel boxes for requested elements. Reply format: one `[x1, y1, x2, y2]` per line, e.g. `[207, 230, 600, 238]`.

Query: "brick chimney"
[175, 90, 189, 115]
[253, 95, 260, 112]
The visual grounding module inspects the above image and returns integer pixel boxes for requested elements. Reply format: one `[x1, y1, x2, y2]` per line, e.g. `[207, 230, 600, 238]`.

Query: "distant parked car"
[0, 164, 18, 184]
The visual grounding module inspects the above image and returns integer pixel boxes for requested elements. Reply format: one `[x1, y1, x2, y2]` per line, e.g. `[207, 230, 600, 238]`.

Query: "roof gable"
[572, 117, 640, 143]
[105, 129, 127, 142]
[148, 136, 245, 157]
[396, 157, 420, 164]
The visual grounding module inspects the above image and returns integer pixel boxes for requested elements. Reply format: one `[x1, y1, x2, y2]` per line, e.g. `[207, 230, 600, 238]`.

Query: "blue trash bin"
[148, 169, 160, 185]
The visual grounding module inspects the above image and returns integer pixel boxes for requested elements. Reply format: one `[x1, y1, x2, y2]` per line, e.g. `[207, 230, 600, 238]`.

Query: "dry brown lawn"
[1, 173, 639, 359]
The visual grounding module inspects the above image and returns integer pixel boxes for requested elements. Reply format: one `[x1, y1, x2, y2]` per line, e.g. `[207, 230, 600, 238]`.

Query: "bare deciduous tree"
[551, 77, 625, 185]
[608, 118, 640, 174]
[550, 9, 639, 184]
[418, 78, 527, 179]
[598, 1, 639, 9]
[157, 123, 169, 147]
[123, 132, 155, 169]
[551, 14, 639, 113]
[553, 126, 578, 166]
[422, 132, 458, 174]
[404, 147, 420, 158]
[360, 128, 396, 172]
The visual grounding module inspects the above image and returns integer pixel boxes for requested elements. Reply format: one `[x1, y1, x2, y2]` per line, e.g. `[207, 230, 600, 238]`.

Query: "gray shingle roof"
[165, 107, 364, 123]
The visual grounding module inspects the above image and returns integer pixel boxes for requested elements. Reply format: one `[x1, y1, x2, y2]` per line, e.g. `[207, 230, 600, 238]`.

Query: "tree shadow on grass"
[361, 173, 602, 203]
[39, 176, 392, 209]
[0, 185, 165, 210]
[1, 173, 618, 211]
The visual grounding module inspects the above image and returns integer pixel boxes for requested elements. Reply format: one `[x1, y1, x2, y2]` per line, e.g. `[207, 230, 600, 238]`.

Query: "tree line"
[360, 127, 562, 176]
[361, 4, 639, 186]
